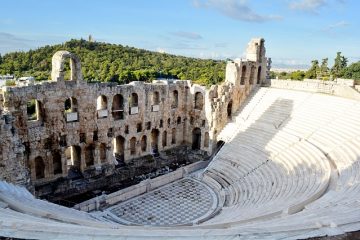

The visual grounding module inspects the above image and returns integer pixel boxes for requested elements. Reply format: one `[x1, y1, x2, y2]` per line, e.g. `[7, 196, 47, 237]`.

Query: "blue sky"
[0, 0, 359, 69]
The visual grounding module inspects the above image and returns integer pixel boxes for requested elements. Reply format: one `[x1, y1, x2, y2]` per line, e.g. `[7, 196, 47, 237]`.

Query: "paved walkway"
[106, 178, 218, 226]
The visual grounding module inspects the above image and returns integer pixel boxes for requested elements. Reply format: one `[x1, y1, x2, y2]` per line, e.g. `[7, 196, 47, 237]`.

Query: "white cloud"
[289, 0, 326, 12]
[193, 0, 282, 22]
[170, 31, 203, 40]
[326, 20, 349, 30]
[289, 0, 345, 13]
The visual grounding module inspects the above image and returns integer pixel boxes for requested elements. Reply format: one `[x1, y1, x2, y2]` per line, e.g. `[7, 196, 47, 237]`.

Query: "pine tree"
[331, 52, 348, 78]
[305, 60, 319, 79]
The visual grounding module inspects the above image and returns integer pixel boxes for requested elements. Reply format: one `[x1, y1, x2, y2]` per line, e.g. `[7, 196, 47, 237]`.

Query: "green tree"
[331, 52, 348, 78]
[320, 58, 329, 79]
[342, 61, 360, 81]
[305, 60, 319, 79]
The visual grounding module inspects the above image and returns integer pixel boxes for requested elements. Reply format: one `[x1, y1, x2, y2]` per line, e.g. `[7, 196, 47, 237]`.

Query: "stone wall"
[0, 38, 267, 188]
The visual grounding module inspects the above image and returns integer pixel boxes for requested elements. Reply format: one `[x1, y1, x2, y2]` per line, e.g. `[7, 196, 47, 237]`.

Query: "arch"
[51, 51, 82, 82]
[65, 146, 81, 170]
[152, 91, 160, 105]
[204, 132, 210, 148]
[129, 92, 139, 114]
[114, 135, 125, 162]
[130, 92, 138, 107]
[194, 92, 204, 110]
[172, 90, 178, 108]
[112, 94, 124, 120]
[97, 95, 107, 110]
[171, 128, 176, 144]
[27, 99, 43, 121]
[250, 65, 256, 85]
[192, 128, 202, 150]
[257, 66, 262, 84]
[162, 131, 167, 147]
[227, 100, 233, 119]
[85, 144, 95, 167]
[241, 65, 246, 85]
[141, 135, 147, 152]
[99, 143, 107, 163]
[34, 156, 45, 179]
[53, 151, 62, 175]
[130, 137, 137, 155]
[64, 97, 78, 113]
[177, 117, 181, 124]
[151, 129, 160, 149]
[215, 140, 225, 154]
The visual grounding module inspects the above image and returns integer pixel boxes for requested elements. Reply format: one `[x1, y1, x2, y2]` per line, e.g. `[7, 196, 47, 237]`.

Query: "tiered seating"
[2, 87, 360, 240]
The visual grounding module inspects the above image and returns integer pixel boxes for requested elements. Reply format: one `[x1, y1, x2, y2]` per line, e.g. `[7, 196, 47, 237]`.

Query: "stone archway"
[114, 135, 125, 162]
[192, 128, 202, 150]
[227, 100, 232, 119]
[51, 51, 83, 82]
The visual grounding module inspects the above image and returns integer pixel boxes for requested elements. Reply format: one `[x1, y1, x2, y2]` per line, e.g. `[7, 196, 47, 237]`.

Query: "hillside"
[0, 39, 226, 86]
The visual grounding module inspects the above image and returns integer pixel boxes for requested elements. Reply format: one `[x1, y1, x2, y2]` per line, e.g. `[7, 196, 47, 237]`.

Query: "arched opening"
[129, 92, 139, 115]
[151, 129, 160, 149]
[204, 132, 210, 148]
[27, 99, 43, 121]
[34, 156, 45, 179]
[241, 65, 246, 85]
[130, 137, 136, 155]
[99, 143, 107, 163]
[96, 95, 108, 118]
[162, 131, 167, 147]
[141, 135, 147, 152]
[257, 66, 262, 84]
[112, 94, 124, 120]
[51, 51, 83, 82]
[172, 90, 178, 108]
[227, 100, 232, 119]
[192, 128, 202, 150]
[64, 97, 78, 122]
[85, 144, 95, 167]
[194, 92, 204, 110]
[53, 151, 62, 175]
[177, 116, 181, 124]
[167, 118, 171, 126]
[250, 66, 256, 85]
[171, 128, 176, 144]
[65, 146, 81, 170]
[152, 91, 160, 112]
[215, 140, 225, 154]
[114, 135, 125, 162]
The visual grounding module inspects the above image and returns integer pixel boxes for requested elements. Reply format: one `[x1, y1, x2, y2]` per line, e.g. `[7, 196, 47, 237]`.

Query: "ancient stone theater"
[1, 38, 360, 239]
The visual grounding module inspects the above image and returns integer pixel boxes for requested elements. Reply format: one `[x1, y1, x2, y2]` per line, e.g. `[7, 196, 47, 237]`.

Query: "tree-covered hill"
[0, 39, 226, 86]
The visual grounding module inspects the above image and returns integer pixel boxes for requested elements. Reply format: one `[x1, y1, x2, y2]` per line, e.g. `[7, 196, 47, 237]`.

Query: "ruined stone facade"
[0, 38, 267, 190]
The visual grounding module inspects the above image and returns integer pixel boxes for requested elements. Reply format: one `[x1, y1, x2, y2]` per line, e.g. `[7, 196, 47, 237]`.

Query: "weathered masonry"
[0, 38, 267, 190]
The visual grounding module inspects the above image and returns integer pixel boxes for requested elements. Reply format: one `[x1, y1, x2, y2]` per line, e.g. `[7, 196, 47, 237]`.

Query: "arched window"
[34, 156, 45, 179]
[27, 99, 43, 121]
[227, 100, 232, 119]
[153, 91, 160, 105]
[112, 94, 124, 120]
[151, 129, 160, 149]
[129, 93, 139, 114]
[162, 131, 167, 147]
[194, 92, 204, 110]
[114, 136, 125, 162]
[51, 51, 82, 82]
[53, 151, 62, 175]
[171, 128, 176, 144]
[241, 65, 246, 85]
[85, 144, 95, 167]
[192, 128, 202, 150]
[97, 95, 108, 118]
[172, 90, 178, 108]
[130, 137, 137, 155]
[204, 132, 209, 148]
[99, 143, 107, 163]
[65, 146, 81, 170]
[177, 117, 181, 124]
[257, 66, 262, 84]
[141, 135, 147, 152]
[250, 66, 256, 85]
[64, 97, 78, 122]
